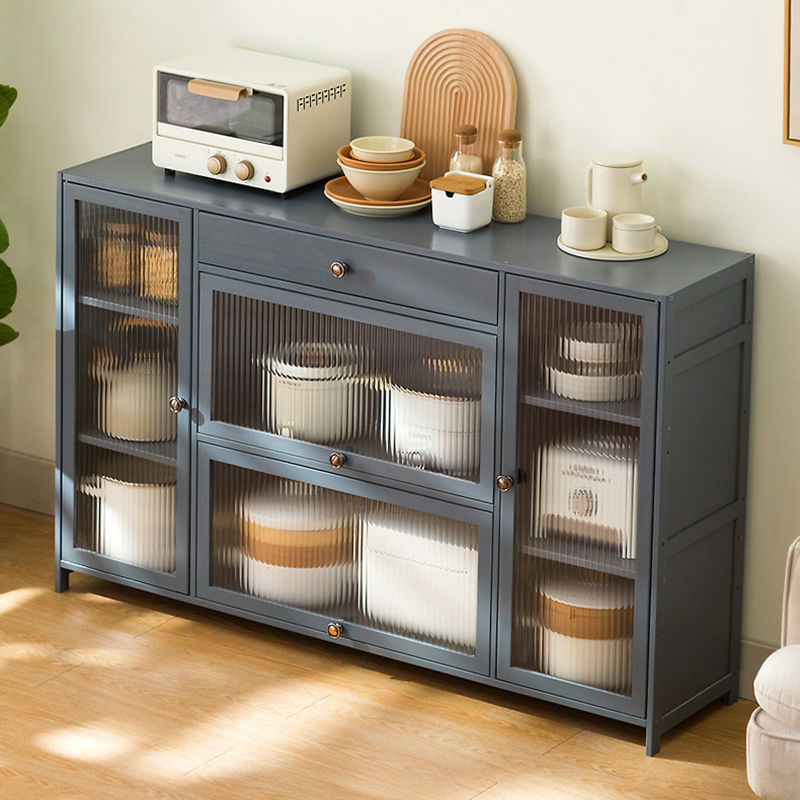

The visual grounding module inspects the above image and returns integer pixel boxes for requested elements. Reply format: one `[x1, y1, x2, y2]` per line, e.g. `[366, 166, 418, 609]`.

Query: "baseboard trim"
[0, 448, 54, 515]
[739, 639, 776, 701]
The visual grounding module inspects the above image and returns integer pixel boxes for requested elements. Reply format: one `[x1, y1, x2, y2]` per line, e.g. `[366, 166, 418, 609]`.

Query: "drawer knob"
[329, 452, 347, 469]
[326, 622, 344, 639]
[169, 397, 188, 414]
[330, 261, 348, 279]
[496, 474, 514, 492]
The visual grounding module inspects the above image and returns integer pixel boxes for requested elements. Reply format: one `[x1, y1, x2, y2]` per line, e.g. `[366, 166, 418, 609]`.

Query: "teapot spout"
[631, 172, 648, 185]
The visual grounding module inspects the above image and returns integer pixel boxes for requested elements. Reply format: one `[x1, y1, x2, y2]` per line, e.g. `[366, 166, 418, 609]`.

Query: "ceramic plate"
[325, 182, 431, 218]
[557, 233, 669, 261]
[325, 176, 431, 206]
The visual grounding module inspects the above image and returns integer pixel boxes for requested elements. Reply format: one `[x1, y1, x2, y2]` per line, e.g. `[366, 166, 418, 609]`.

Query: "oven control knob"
[207, 155, 227, 175]
[235, 161, 254, 181]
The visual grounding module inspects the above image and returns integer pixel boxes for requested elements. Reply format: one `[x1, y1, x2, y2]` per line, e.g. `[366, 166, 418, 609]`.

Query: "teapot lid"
[593, 151, 643, 168]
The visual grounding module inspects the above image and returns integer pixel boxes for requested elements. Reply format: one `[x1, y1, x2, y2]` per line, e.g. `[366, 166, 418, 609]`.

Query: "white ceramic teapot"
[586, 152, 648, 239]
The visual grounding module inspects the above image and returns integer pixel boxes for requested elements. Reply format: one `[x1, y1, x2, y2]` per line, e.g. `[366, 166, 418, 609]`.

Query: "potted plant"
[0, 84, 18, 345]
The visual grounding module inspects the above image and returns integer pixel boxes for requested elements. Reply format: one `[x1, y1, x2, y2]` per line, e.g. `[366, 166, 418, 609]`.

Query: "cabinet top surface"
[60, 144, 752, 300]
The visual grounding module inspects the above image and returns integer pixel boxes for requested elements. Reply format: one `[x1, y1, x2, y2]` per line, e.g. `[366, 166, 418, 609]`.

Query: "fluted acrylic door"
[497, 277, 658, 715]
[196, 443, 492, 673]
[196, 274, 496, 502]
[59, 187, 191, 592]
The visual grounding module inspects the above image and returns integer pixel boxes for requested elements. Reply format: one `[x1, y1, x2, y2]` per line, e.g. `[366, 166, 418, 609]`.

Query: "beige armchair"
[747, 535, 800, 799]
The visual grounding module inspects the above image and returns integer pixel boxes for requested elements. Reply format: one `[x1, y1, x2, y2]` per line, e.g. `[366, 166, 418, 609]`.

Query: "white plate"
[325, 190, 431, 218]
[557, 233, 668, 261]
[548, 365, 641, 402]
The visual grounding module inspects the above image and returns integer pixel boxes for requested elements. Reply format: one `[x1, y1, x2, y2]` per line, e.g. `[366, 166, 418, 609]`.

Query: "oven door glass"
[158, 72, 284, 146]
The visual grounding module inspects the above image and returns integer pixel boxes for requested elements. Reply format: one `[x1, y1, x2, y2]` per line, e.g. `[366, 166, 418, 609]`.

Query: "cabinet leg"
[724, 688, 739, 706]
[645, 724, 661, 757]
[55, 566, 71, 593]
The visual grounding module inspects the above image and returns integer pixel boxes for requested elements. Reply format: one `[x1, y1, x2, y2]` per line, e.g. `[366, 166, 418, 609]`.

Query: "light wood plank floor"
[0, 503, 757, 799]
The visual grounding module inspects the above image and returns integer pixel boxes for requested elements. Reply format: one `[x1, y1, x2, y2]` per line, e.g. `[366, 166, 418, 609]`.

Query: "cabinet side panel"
[664, 343, 744, 535]
[671, 281, 745, 357]
[661, 521, 736, 710]
[651, 266, 752, 737]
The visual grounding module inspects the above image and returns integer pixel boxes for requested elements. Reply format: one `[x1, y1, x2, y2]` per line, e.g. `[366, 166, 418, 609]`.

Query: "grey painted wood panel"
[197, 212, 499, 323]
[63, 144, 752, 301]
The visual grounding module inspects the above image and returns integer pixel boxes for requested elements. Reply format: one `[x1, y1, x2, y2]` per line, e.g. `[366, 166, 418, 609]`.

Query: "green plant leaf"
[0, 258, 17, 316]
[0, 85, 17, 110]
[0, 86, 16, 127]
[0, 217, 8, 254]
[0, 85, 17, 127]
[0, 321, 19, 346]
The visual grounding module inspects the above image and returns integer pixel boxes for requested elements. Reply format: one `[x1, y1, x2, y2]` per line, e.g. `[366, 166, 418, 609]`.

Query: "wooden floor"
[0, 503, 757, 800]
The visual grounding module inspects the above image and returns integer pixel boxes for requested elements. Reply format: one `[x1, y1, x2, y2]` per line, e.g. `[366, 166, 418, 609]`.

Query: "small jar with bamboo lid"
[449, 123, 483, 174]
[491, 129, 527, 223]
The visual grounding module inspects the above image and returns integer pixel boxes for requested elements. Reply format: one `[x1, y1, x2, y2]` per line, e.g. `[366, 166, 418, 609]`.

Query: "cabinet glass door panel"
[498, 280, 657, 715]
[59, 188, 191, 591]
[197, 275, 496, 500]
[197, 445, 492, 672]
[74, 443, 177, 572]
[77, 201, 180, 314]
[211, 462, 479, 653]
[77, 306, 178, 456]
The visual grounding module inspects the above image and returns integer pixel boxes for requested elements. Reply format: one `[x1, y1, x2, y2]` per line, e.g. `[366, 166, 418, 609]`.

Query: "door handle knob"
[169, 397, 188, 414]
[329, 452, 347, 469]
[330, 261, 348, 279]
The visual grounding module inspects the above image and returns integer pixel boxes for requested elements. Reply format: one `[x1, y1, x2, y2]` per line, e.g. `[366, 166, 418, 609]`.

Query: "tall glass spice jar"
[449, 123, 483, 174]
[491, 129, 527, 223]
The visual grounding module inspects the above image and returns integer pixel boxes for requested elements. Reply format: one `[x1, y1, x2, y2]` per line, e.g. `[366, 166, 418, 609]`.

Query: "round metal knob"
[207, 154, 227, 175]
[235, 160, 254, 181]
[330, 261, 348, 279]
[326, 622, 343, 639]
[329, 452, 347, 469]
[496, 474, 514, 492]
[169, 397, 188, 414]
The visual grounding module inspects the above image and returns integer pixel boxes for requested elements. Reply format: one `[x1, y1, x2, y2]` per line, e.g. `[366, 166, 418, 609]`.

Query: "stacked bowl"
[336, 136, 427, 202]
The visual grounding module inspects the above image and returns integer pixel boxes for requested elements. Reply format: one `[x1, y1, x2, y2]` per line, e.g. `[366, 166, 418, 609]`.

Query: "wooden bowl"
[338, 159, 425, 201]
[337, 145, 426, 171]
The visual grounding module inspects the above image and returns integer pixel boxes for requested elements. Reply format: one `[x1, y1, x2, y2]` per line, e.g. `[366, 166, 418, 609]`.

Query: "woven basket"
[140, 232, 178, 304]
[95, 221, 136, 293]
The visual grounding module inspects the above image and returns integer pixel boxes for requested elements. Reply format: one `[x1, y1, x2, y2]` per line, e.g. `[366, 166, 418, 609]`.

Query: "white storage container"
[534, 436, 639, 559]
[236, 484, 354, 609]
[538, 573, 635, 693]
[430, 171, 494, 233]
[362, 510, 479, 649]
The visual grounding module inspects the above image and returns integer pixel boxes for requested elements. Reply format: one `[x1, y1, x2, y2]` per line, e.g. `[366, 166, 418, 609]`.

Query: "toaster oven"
[152, 47, 351, 193]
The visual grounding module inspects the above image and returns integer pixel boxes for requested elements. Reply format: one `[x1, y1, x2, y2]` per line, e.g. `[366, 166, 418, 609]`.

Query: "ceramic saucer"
[557, 234, 669, 261]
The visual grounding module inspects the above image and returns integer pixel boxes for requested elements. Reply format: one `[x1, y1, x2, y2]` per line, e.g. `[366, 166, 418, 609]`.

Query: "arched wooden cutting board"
[400, 29, 518, 182]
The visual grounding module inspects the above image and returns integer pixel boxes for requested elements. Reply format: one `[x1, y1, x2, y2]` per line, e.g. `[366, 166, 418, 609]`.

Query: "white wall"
[0, 0, 796, 648]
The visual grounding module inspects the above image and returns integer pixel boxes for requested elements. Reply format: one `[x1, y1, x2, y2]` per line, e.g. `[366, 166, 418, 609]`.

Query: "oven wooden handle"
[187, 79, 249, 101]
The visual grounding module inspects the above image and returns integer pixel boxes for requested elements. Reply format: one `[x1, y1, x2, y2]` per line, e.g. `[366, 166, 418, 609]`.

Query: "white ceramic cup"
[561, 207, 608, 251]
[612, 213, 661, 254]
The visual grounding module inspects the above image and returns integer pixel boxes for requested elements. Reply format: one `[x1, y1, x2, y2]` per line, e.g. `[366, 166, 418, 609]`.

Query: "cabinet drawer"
[198, 213, 498, 324]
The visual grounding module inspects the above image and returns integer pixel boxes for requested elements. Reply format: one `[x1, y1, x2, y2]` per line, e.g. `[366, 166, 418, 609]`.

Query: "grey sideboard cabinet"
[55, 144, 754, 756]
